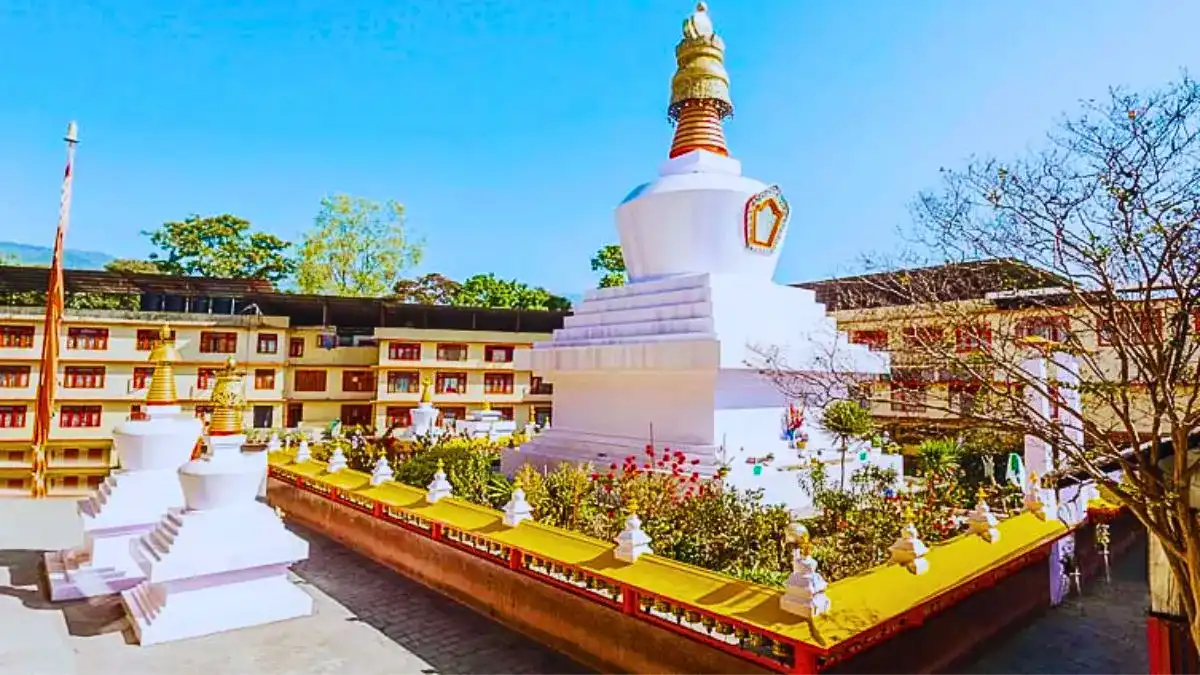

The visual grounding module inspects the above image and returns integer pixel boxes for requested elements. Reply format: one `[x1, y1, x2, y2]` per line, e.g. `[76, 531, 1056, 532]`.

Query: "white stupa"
[45, 325, 202, 601]
[409, 376, 440, 438]
[455, 401, 517, 440]
[504, 3, 893, 510]
[121, 357, 312, 646]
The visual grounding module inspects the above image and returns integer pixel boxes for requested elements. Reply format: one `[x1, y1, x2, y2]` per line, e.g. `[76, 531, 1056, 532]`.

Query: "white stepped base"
[122, 502, 311, 646]
[44, 538, 146, 601]
[122, 568, 313, 646]
[503, 428, 722, 476]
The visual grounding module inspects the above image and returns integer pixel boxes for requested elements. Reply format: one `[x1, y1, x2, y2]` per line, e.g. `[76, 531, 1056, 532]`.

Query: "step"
[563, 300, 713, 330]
[574, 285, 712, 316]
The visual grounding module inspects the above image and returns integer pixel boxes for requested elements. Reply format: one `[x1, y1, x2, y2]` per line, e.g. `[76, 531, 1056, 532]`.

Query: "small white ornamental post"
[889, 509, 930, 575]
[502, 478, 533, 527]
[426, 459, 453, 504]
[370, 455, 394, 486]
[968, 487, 1000, 543]
[780, 521, 830, 618]
[614, 500, 653, 563]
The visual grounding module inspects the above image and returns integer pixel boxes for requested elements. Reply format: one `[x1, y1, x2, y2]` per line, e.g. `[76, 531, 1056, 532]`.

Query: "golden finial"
[208, 356, 246, 435]
[513, 475, 524, 491]
[627, 498, 640, 516]
[976, 486, 988, 505]
[902, 506, 915, 526]
[668, 1, 733, 158]
[481, 400, 492, 412]
[797, 531, 813, 557]
[146, 323, 180, 405]
[420, 375, 433, 403]
[1029, 470, 1040, 489]
[436, 458, 445, 473]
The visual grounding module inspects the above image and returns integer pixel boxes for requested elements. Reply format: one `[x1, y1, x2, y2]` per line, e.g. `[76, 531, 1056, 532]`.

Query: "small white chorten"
[45, 325, 202, 601]
[968, 487, 1001, 543]
[120, 357, 312, 646]
[370, 455, 394, 486]
[780, 522, 830, 618]
[889, 510, 930, 575]
[614, 500, 653, 563]
[326, 442, 348, 473]
[426, 459, 453, 504]
[409, 376, 440, 437]
[502, 478, 533, 527]
[266, 431, 282, 453]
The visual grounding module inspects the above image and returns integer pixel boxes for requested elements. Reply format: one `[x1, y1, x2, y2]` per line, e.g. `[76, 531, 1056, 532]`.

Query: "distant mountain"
[0, 241, 114, 270]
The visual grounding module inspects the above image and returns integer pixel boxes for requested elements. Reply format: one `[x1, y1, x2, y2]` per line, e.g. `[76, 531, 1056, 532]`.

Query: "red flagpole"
[31, 121, 79, 498]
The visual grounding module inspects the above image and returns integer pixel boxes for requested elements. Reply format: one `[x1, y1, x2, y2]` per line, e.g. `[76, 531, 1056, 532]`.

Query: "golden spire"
[976, 486, 988, 505]
[208, 356, 246, 435]
[146, 323, 181, 406]
[420, 375, 433, 403]
[667, 2, 734, 159]
[481, 400, 492, 412]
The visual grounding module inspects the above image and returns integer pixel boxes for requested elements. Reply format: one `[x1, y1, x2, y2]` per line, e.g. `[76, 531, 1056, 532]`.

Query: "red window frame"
[254, 369, 276, 390]
[66, 327, 109, 350]
[294, 370, 327, 392]
[484, 345, 514, 363]
[902, 326, 945, 349]
[0, 365, 31, 388]
[955, 323, 992, 353]
[0, 405, 27, 428]
[1015, 315, 1071, 343]
[493, 406, 514, 421]
[63, 366, 105, 389]
[849, 330, 889, 351]
[530, 376, 553, 395]
[435, 372, 467, 394]
[342, 370, 376, 393]
[257, 333, 279, 354]
[288, 337, 305, 358]
[0, 325, 35, 348]
[1097, 310, 1162, 346]
[388, 342, 421, 361]
[136, 329, 175, 351]
[132, 367, 154, 390]
[436, 343, 469, 362]
[484, 372, 514, 394]
[197, 368, 218, 390]
[199, 331, 237, 354]
[60, 405, 102, 428]
[386, 371, 421, 393]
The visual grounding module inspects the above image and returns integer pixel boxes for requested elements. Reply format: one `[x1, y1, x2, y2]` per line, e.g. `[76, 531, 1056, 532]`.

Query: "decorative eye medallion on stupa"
[669, 2, 790, 255]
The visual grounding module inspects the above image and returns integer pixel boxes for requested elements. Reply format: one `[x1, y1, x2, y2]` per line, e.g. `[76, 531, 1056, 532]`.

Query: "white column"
[1021, 357, 1055, 479]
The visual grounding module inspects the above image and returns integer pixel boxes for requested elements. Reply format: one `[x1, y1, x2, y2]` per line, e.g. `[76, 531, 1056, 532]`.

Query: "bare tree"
[759, 76, 1200, 641]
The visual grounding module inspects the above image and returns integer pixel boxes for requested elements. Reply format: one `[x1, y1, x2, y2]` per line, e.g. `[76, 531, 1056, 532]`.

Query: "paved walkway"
[961, 536, 1149, 674]
[0, 499, 587, 675]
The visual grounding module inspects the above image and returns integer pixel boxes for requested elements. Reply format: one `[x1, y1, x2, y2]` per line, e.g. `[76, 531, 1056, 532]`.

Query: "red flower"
[645, 444, 653, 452]
[691, 458, 700, 465]
[590, 472, 599, 481]
[610, 463, 618, 470]
[690, 475, 699, 483]
[646, 447, 655, 456]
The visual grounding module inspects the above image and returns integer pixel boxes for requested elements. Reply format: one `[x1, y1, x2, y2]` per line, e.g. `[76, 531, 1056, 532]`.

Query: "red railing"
[269, 465, 1057, 673]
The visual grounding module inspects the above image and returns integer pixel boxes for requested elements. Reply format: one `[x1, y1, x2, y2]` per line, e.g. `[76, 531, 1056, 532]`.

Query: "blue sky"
[0, 1, 1196, 295]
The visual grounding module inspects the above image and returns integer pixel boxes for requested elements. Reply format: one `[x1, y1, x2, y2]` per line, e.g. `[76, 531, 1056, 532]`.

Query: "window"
[388, 342, 421, 361]
[484, 345, 514, 363]
[1098, 310, 1162, 346]
[849, 330, 889, 351]
[534, 406, 552, 427]
[136, 329, 175, 351]
[194, 405, 213, 420]
[257, 333, 279, 354]
[436, 343, 468, 362]
[386, 406, 413, 427]
[286, 403, 303, 427]
[529, 376, 553, 395]
[435, 372, 467, 394]
[60, 405, 102, 428]
[890, 382, 928, 413]
[493, 406, 514, 421]
[66, 327, 109, 350]
[87, 475, 103, 488]
[0, 405, 27, 428]
[63, 448, 81, 462]
[64, 366, 105, 389]
[130, 404, 146, 420]
[902, 326, 945, 349]
[1016, 316, 1071, 343]
[0, 325, 35, 348]
[255, 369, 276, 390]
[63, 476, 79, 489]
[955, 324, 992, 353]
[252, 406, 274, 429]
[199, 331, 237, 354]
[87, 447, 104, 462]
[342, 370, 376, 393]
[484, 372, 514, 394]
[197, 368, 218, 390]
[340, 404, 372, 427]
[132, 367, 154, 390]
[0, 365, 30, 388]
[289, 337, 305, 358]
[949, 380, 982, 416]
[440, 406, 467, 423]
[294, 370, 328, 392]
[387, 371, 421, 393]
[6, 478, 23, 490]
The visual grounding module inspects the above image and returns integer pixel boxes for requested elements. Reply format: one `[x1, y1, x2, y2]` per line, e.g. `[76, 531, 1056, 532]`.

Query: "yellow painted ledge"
[269, 451, 1066, 651]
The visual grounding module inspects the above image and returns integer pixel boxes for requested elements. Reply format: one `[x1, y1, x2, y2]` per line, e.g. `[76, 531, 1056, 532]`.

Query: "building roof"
[0, 265, 567, 334]
[792, 258, 1070, 312]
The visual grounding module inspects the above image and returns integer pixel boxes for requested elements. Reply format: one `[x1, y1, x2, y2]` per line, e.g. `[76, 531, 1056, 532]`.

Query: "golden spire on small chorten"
[146, 323, 181, 406]
[420, 375, 433, 403]
[667, 2, 734, 159]
[208, 356, 247, 435]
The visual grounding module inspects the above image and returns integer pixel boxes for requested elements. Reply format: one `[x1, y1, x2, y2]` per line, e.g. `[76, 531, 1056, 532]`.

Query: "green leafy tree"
[146, 214, 295, 282]
[392, 273, 462, 305]
[104, 258, 161, 275]
[820, 400, 876, 488]
[451, 273, 571, 311]
[296, 194, 423, 297]
[590, 243, 626, 288]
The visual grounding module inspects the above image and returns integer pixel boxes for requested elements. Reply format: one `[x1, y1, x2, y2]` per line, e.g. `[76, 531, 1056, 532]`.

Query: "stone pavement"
[960, 536, 1149, 674]
[0, 498, 588, 675]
